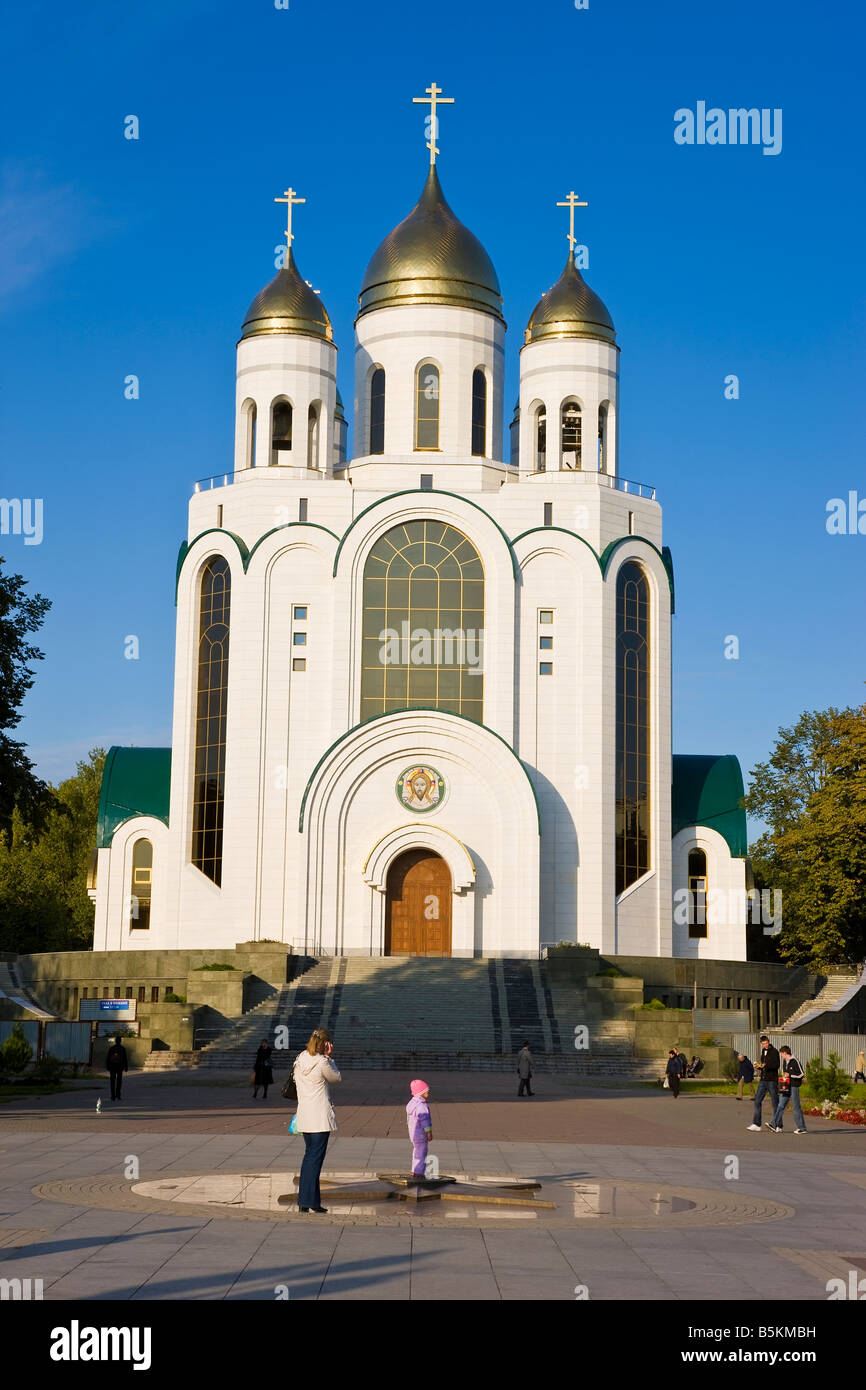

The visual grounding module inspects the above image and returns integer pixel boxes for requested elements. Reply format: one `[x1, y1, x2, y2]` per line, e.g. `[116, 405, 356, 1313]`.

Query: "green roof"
[672, 754, 747, 857]
[97, 747, 171, 848]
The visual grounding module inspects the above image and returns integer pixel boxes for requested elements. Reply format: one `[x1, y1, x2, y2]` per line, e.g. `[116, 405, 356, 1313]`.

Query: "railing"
[192, 465, 656, 502]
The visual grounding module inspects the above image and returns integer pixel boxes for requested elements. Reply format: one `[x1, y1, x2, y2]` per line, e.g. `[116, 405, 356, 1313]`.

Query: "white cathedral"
[92, 92, 750, 961]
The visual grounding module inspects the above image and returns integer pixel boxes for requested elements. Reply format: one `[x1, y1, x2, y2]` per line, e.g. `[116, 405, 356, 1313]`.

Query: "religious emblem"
[396, 765, 445, 813]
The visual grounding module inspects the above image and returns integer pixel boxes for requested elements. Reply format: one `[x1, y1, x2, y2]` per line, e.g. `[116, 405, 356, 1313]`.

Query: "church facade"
[91, 101, 750, 960]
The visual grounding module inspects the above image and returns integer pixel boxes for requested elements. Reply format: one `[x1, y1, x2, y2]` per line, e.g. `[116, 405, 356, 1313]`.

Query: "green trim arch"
[97, 746, 171, 849]
[331, 490, 519, 581]
[600, 535, 675, 610]
[175, 530, 250, 604]
[672, 753, 748, 858]
[246, 521, 341, 569]
[510, 526, 604, 573]
[298, 707, 542, 834]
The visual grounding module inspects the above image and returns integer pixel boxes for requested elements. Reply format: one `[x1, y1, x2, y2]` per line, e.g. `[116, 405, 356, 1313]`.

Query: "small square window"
[539, 610, 554, 624]
[293, 632, 307, 646]
[138, 986, 146, 1003]
[293, 658, 306, 672]
[82, 987, 88, 1000]
[543, 502, 553, 527]
[420, 474, 433, 490]
[298, 498, 308, 522]
[103, 987, 110, 999]
[114, 987, 122, 998]
[151, 986, 159, 1003]
[293, 606, 307, 620]
[539, 636, 553, 650]
[539, 662, 553, 675]
[165, 986, 174, 999]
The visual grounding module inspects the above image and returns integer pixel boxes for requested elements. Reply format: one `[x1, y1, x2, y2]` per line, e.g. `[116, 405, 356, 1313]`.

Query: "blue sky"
[1, 0, 864, 837]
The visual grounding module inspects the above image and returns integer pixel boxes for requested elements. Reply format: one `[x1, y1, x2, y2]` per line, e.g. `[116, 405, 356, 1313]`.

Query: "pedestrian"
[736, 1052, 755, 1100]
[676, 1048, 688, 1081]
[768, 1046, 808, 1133]
[747, 1034, 780, 1131]
[105, 1036, 128, 1102]
[517, 1040, 534, 1097]
[252, 1038, 273, 1100]
[293, 1028, 341, 1214]
[665, 1049, 682, 1098]
[406, 1079, 433, 1177]
[853, 1050, 866, 1085]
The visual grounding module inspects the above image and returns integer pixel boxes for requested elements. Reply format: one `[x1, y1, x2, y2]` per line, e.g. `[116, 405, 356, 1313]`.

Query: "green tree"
[0, 1023, 33, 1074]
[745, 702, 866, 969]
[0, 557, 53, 839]
[0, 748, 106, 952]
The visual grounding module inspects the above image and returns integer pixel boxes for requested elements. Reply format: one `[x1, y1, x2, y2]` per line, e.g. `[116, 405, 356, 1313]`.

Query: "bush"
[805, 1051, 849, 1103]
[597, 966, 624, 978]
[642, 998, 667, 1010]
[193, 963, 236, 971]
[32, 1054, 63, 1083]
[698, 1032, 719, 1046]
[1, 1024, 33, 1075]
[722, 1059, 739, 1083]
[164, 992, 187, 1003]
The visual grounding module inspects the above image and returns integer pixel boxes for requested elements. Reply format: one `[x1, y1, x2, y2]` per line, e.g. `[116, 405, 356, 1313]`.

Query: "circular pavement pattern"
[32, 1170, 796, 1230]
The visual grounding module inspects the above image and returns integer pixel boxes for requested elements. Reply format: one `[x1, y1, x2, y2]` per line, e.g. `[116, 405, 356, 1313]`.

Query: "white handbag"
[662, 1075, 670, 1088]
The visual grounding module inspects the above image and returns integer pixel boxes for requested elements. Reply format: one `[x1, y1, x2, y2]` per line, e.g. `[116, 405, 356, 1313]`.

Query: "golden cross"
[274, 186, 306, 249]
[557, 190, 588, 252]
[412, 82, 455, 166]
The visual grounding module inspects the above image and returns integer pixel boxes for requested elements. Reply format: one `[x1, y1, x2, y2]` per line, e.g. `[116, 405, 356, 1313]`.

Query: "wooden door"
[385, 850, 452, 956]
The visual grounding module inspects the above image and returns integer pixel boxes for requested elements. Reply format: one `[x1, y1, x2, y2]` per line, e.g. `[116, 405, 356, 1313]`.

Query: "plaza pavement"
[0, 1070, 863, 1301]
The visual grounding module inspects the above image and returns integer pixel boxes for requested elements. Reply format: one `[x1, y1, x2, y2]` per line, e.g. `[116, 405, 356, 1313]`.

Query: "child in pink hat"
[406, 1080, 433, 1177]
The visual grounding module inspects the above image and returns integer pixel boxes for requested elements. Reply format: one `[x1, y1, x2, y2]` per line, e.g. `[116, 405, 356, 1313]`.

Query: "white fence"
[732, 1033, 865, 1076]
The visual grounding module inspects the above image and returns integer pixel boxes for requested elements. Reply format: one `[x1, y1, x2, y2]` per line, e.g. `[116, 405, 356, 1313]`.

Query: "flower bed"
[803, 1098, 866, 1126]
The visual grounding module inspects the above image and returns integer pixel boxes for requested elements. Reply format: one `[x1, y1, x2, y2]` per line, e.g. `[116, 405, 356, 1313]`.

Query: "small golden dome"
[241, 248, 333, 341]
[525, 254, 615, 345]
[358, 166, 503, 321]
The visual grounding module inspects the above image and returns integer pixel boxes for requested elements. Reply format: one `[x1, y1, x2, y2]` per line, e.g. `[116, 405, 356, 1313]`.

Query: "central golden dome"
[358, 166, 503, 321]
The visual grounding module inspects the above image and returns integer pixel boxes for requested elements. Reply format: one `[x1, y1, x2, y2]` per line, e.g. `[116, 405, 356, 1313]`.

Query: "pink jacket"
[406, 1094, 432, 1142]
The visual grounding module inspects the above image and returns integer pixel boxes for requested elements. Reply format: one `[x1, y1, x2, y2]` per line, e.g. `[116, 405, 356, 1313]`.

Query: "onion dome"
[525, 253, 615, 345]
[241, 248, 333, 341]
[358, 166, 503, 321]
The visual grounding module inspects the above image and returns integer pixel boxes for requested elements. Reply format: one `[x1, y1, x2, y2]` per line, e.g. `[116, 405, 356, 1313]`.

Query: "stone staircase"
[779, 968, 864, 1031]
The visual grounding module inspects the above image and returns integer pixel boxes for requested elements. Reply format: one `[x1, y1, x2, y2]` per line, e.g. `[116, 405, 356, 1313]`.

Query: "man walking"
[768, 1046, 808, 1132]
[747, 1035, 779, 1131]
[665, 1048, 683, 1098]
[517, 1041, 534, 1097]
[736, 1052, 755, 1100]
[105, 1036, 128, 1102]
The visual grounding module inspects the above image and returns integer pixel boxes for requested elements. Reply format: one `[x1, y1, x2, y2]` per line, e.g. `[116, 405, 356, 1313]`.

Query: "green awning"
[672, 753, 747, 857]
[97, 747, 171, 848]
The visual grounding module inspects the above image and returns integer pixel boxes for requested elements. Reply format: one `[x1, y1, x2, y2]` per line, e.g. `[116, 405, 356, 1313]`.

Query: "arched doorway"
[385, 849, 452, 956]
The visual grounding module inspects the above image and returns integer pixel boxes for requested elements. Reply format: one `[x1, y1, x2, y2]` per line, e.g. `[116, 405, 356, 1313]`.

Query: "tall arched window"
[129, 839, 152, 929]
[242, 399, 257, 470]
[471, 368, 487, 456]
[510, 402, 520, 467]
[616, 561, 650, 894]
[361, 520, 484, 724]
[561, 400, 582, 469]
[192, 557, 231, 885]
[271, 399, 292, 463]
[688, 848, 708, 938]
[369, 368, 385, 454]
[415, 363, 440, 450]
[307, 403, 320, 470]
[598, 402, 608, 472]
[535, 405, 546, 471]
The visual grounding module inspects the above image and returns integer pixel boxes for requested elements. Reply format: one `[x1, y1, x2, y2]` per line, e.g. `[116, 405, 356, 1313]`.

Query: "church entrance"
[384, 849, 452, 956]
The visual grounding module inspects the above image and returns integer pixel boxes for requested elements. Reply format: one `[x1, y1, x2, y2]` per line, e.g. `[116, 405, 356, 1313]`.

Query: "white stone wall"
[671, 825, 748, 961]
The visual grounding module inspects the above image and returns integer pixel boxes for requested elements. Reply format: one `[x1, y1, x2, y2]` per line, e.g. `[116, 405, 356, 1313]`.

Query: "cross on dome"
[274, 186, 306, 249]
[412, 82, 455, 166]
[556, 190, 588, 253]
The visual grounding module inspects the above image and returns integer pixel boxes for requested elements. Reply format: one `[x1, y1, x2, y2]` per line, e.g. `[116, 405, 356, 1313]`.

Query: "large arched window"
[369, 368, 385, 454]
[415, 363, 440, 450]
[361, 520, 484, 724]
[510, 402, 520, 467]
[129, 839, 152, 929]
[561, 400, 582, 469]
[688, 848, 708, 938]
[471, 368, 487, 456]
[307, 403, 320, 470]
[192, 557, 231, 885]
[616, 561, 650, 894]
[242, 399, 257, 470]
[598, 402, 608, 472]
[535, 405, 546, 471]
[271, 399, 292, 462]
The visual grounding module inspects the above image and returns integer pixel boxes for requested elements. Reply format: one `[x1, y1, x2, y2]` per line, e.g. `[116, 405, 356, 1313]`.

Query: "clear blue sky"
[1, 0, 864, 839]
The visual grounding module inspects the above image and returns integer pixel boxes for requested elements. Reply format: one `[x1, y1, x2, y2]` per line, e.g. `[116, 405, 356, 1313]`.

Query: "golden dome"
[525, 254, 615, 345]
[241, 248, 333, 341]
[358, 166, 503, 321]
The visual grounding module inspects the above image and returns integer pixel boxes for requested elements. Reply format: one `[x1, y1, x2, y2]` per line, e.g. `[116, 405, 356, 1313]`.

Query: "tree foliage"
[745, 702, 866, 969]
[0, 557, 53, 838]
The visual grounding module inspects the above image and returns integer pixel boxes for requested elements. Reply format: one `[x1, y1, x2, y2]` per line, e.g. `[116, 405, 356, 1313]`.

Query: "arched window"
[307, 403, 320, 470]
[598, 402, 608, 472]
[369, 368, 385, 454]
[510, 402, 520, 467]
[535, 405, 546, 471]
[471, 368, 487, 456]
[561, 400, 582, 469]
[192, 557, 231, 885]
[271, 399, 292, 463]
[242, 399, 257, 470]
[615, 561, 650, 894]
[129, 839, 153, 930]
[688, 848, 708, 938]
[415, 363, 440, 450]
[361, 520, 484, 724]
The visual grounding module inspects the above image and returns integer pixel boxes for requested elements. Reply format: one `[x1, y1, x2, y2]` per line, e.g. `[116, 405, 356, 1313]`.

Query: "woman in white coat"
[293, 1028, 341, 1213]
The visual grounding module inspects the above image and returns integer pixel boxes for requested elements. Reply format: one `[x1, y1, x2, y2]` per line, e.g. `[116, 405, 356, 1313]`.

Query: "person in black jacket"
[769, 1047, 808, 1132]
[665, 1049, 683, 1098]
[105, 1037, 128, 1101]
[747, 1035, 779, 1130]
[736, 1053, 755, 1100]
[252, 1039, 274, 1100]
